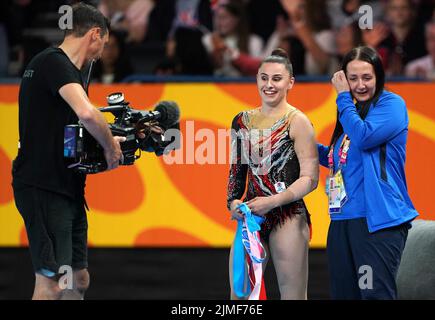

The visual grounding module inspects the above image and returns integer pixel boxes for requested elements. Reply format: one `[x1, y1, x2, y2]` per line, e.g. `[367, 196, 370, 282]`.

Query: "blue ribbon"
[233, 203, 265, 298]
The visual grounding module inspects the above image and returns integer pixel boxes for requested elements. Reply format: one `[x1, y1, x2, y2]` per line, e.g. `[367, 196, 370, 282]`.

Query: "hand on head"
[331, 70, 350, 94]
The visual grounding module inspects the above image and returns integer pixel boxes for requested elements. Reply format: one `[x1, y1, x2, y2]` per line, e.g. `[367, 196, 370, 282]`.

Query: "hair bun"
[271, 48, 289, 60]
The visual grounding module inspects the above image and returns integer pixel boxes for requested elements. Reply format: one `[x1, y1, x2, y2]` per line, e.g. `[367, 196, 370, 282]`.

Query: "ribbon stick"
[232, 203, 267, 300]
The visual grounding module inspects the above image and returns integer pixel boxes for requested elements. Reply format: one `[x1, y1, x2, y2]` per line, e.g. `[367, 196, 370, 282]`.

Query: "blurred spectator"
[153, 57, 178, 76]
[170, 0, 213, 34]
[145, 0, 212, 44]
[327, 0, 384, 29]
[5, 0, 34, 48]
[375, 0, 427, 76]
[1, 0, 433, 79]
[246, 0, 286, 43]
[413, 0, 435, 29]
[158, 0, 213, 75]
[143, 0, 176, 42]
[202, 2, 264, 76]
[229, 0, 337, 76]
[264, 0, 336, 75]
[335, 21, 363, 60]
[262, 14, 306, 75]
[2, 0, 35, 76]
[92, 31, 133, 83]
[158, 26, 213, 75]
[98, 0, 154, 44]
[405, 20, 435, 80]
[0, 24, 8, 76]
[0, 1, 8, 76]
[330, 21, 364, 72]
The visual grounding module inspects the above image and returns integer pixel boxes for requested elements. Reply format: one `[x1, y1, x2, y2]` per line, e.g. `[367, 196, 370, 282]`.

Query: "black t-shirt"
[12, 47, 86, 200]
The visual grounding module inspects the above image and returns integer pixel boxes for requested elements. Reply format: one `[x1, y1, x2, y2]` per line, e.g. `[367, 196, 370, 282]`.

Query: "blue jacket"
[318, 90, 418, 232]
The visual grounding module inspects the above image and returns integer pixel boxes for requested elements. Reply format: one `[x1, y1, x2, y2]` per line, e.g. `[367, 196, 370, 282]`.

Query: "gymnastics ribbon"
[232, 203, 267, 300]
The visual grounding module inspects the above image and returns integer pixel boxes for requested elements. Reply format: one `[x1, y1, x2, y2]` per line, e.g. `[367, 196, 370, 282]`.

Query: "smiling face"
[345, 59, 377, 102]
[257, 62, 294, 107]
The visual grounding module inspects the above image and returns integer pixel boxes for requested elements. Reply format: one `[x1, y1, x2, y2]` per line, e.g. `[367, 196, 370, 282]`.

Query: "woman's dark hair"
[329, 46, 385, 147]
[260, 48, 293, 76]
[219, 2, 250, 53]
[305, 0, 331, 32]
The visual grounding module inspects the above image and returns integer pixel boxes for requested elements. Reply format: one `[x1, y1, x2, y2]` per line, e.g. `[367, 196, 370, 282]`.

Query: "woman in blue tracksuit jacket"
[318, 46, 418, 299]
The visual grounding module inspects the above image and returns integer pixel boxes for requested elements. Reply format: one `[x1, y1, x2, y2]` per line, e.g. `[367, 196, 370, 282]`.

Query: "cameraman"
[12, 3, 124, 300]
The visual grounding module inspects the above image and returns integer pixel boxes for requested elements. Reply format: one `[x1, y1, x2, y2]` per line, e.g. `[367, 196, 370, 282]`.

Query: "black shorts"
[13, 181, 88, 276]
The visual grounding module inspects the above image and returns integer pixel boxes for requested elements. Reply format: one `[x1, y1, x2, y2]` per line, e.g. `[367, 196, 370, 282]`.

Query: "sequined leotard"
[227, 108, 311, 239]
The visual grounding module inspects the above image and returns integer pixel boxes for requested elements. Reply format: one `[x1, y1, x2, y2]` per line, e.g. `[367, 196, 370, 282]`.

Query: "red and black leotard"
[227, 109, 311, 239]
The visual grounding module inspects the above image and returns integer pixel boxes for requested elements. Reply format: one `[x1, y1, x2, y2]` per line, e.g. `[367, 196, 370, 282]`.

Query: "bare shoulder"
[291, 110, 311, 125]
[288, 109, 314, 139]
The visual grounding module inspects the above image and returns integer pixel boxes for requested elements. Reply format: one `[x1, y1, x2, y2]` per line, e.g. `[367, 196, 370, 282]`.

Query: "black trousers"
[327, 218, 410, 300]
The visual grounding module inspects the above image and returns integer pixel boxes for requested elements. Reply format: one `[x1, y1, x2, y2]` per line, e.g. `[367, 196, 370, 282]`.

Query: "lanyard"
[327, 134, 350, 175]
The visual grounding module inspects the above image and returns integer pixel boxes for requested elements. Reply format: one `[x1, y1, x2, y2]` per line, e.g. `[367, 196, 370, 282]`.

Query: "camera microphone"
[139, 101, 180, 129]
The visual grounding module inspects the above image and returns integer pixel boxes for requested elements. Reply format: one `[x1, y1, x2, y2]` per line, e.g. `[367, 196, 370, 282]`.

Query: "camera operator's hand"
[104, 136, 126, 170]
[137, 124, 164, 139]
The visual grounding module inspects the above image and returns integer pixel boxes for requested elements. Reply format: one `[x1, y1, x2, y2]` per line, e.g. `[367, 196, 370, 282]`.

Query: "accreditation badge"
[274, 182, 286, 194]
[328, 170, 348, 215]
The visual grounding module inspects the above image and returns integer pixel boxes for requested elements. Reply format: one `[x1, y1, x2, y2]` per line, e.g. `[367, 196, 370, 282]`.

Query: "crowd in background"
[0, 0, 434, 82]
